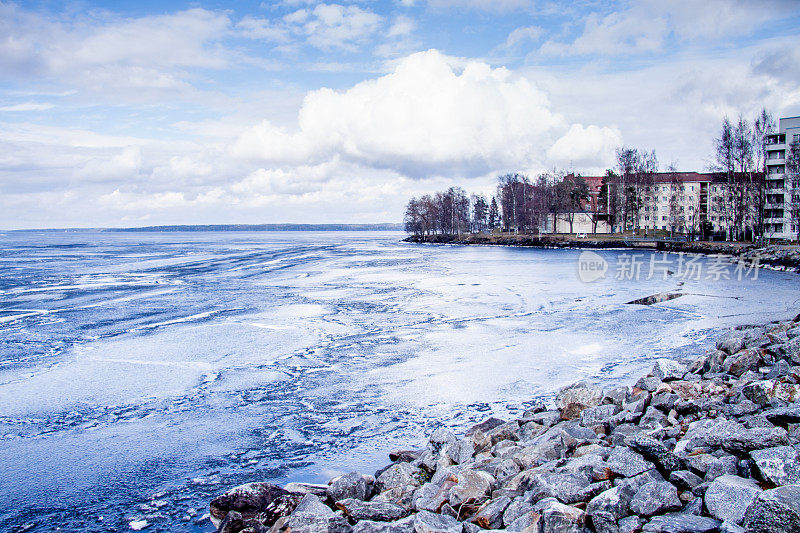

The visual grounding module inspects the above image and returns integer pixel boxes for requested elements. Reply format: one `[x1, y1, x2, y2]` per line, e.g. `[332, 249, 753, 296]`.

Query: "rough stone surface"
[557, 381, 604, 420]
[629, 481, 681, 517]
[704, 475, 761, 525]
[412, 510, 462, 533]
[328, 473, 370, 503]
[606, 446, 656, 478]
[335, 499, 408, 522]
[352, 516, 415, 533]
[210, 483, 302, 528]
[742, 484, 800, 533]
[288, 494, 352, 533]
[750, 446, 800, 486]
[642, 513, 721, 533]
[652, 359, 687, 381]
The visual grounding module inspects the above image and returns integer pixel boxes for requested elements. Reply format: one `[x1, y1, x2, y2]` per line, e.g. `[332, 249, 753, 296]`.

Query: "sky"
[1, 0, 799, 229]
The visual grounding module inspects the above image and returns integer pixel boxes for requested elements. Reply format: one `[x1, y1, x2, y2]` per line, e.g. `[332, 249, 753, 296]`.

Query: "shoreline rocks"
[402, 234, 800, 271]
[208, 315, 800, 533]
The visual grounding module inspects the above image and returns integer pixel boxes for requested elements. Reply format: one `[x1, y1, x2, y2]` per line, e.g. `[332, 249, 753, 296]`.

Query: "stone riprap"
[208, 316, 800, 533]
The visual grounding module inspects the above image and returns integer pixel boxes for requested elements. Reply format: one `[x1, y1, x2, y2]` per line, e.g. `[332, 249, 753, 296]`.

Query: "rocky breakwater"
[207, 316, 800, 533]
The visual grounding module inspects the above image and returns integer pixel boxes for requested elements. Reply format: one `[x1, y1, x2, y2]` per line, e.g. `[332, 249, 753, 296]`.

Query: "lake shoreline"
[206, 312, 800, 533]
[403, 234, 800, 271]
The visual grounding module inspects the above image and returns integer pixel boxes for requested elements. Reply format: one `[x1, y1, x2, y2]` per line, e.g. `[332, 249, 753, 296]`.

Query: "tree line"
[404, 107, 800, 241]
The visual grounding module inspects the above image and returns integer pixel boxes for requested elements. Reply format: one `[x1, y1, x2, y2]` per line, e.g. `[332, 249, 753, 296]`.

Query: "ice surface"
[0, 231, 797, 532]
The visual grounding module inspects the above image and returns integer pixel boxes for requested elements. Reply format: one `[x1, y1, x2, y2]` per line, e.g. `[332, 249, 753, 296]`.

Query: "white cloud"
[387, 15, 415, 38]
[0, 103, 55, 112]
[426, 0, 534, 12]
[547, 124, 623, 169]
[304, 4, 383, 50]
[0, 5, 232, 97]
[232, 49, 621, 177]
[502, 26, 543, 49]
[541, 0, 799, 57]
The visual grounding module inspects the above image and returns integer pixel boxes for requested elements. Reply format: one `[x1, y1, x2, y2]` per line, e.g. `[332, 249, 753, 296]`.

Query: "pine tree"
[488, 196, 499, 230]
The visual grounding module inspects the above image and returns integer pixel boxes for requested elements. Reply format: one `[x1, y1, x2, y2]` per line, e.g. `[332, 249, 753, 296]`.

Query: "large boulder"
[629, 481, 681, 517]
[524, 472, 592, 504]
[447, 469, 494, 507]
[210, 482, 303, 529]
[335, 499, 408, 522]
[328, 473, 370, 503]
[352, 516, 415, 533]
[705, 475, 761, 525]
[625, 433, 684, 473]
[376, 463, 421, 493]
[557, 381, 603, 420]
[412, 510, 461, 533]
[288, 494, 352, 533]
[470, 496, 511, 529]
[642, 513, 721, 533]
[652, 359, 687, 381]
[750, 446, 800, 486]
[536, 498, 586, 533]
[742, 484, 800, 533]
[606, 446, 656, 478]
[724, 349, 763, 377]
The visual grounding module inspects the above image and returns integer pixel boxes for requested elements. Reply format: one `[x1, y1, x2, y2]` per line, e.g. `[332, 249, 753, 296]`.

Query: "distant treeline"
[109, 224, 404, 232]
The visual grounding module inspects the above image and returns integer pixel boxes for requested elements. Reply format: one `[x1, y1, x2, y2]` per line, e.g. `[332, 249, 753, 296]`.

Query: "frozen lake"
[0, 230, 797, 532]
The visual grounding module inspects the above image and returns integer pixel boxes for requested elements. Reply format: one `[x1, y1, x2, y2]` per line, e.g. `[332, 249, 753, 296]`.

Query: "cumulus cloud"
[547, 124, 623, 168]
[233, 50, 621, 178]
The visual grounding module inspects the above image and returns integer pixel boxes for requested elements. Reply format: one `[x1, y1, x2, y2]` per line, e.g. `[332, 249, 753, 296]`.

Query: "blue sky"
[1, 0, 799, 228]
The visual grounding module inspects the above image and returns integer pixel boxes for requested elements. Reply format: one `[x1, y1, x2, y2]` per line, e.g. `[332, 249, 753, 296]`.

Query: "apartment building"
[764, 116, 800, 239]
[579, 172, 759, 236]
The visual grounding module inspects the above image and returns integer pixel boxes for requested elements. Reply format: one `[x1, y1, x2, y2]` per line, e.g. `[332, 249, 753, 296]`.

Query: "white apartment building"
[764, 116, 800, 239]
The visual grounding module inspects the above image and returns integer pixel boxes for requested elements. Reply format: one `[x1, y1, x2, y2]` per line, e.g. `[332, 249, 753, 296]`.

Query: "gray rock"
[467, 418, 507, 436]
[581, 404, 620, 427]
[471, 496, 511, 529]
[444, 440, 475, 465]
[724, 349, 762, 377]
[726, 400, 761, 417]
[505, 510, 541, 532]
[586, 486, 634, 520]
[524, 472, 591, 504]
[414, 481, 454, 513]
[557, 381, 604, 420]
[335, 499, 407, 522]
[529, 410, 562, 428]
[750, 446, 800, 486]
[448, 469, 493, 507]
[412, 511, 461, 533]
[328, 473, 370, 503]
[589, 511, 618, 533]
[763, 405, 800, 426]
[669, 470, 703, 491]
[625, 433, 684, 472]
[766, 360, 792, 380]
[618, 516, 644, 533]
[502, 498, 534, 527]
[742, 484, 800, 533]
[288, 494, 352, 533]
[352, 516, 415, 533]
[210, 482, 303, 529]
[606, 446, 656, 478]
[653, 359, 688, 381]
[705, 455, 739, 481]
[428, 429, 458, 456]
[718, 332, 746, 355]
[704, 475, 761, 525]
[641, 513, 721, 533]
[536, 498, 586, 533]
[651, 392, 680, 412]
[376, 463, 421, 493]
[718, 522, 744, 533]
[603, 386, 630, 408]
[629, 481, 681, 517]
[676, 418, 788, 455]
[636, 376, 662, 392]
